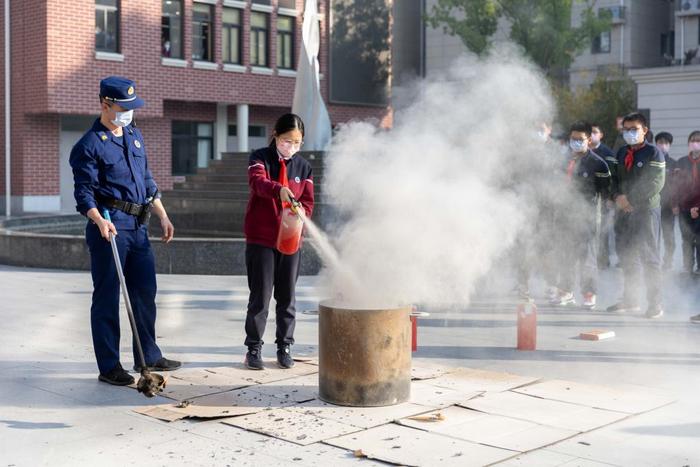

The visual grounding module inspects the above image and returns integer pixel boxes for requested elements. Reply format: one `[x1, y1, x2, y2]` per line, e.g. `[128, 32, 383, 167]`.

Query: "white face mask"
[623, 129, 641, 146]
[276, 139, 301, 160]
[569, 139, 588, 154]
[111, 109, 133, 128]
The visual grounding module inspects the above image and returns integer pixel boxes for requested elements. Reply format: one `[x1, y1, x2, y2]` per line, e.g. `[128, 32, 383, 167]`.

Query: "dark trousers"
[244, 243, 301, 349]
[598, 205, 613, 268]
[679, 212, 700, 273]
[615, 208, 662, 308]
[660, 207, 676, 268]
[86, 223, 162, 375]
[559, 222, 598, 294]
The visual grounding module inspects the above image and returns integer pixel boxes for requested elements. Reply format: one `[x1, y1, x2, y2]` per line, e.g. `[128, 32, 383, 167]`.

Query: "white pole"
[236, 104, 249, 153]
[4, 0, 10, 217]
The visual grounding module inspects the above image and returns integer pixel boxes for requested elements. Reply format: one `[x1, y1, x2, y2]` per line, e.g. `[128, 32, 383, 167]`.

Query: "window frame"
[222, 7, 243, 65]
[95, 0, 120, 53]
[250, 11, 270, 67]
[591, 30, 611, 54]
[171, 121, 215, 176]
[192, 2, 214, 62]
[276, 15, 295, 70]
[161, 0, 184, 59]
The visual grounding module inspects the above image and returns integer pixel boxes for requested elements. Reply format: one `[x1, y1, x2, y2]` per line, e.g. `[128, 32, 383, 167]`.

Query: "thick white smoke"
[318, 47, 559, 308]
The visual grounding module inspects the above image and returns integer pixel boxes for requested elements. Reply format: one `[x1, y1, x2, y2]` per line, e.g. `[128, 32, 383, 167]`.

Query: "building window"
[228, 124, 267, 137]
[252, 0, 272, 5]
[192, 3, 213, 61]
[250, 12, 269, 67]
[278, 0, 296, 9]
[162, 0, 183, 58]
[222, 8, 242, 64]
[661, 31, 674, 58]
[95, 0, 119, 53]
[592, 31, 611, 54]
[277, 16, 295, 69]
[172, 122, 214, 175]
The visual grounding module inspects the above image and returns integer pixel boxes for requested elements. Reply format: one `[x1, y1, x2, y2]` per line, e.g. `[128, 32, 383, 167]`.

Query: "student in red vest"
[242, 114, 314, 369]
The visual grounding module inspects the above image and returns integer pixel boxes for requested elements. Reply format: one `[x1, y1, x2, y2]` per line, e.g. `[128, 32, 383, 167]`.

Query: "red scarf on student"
[624, 146, 638, 172]
[566, 157, 577, 182]
[278, 158, 289, 187]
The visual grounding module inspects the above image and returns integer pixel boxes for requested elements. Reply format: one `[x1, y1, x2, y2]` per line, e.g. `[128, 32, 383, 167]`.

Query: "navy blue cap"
[99, 76, 144, 110]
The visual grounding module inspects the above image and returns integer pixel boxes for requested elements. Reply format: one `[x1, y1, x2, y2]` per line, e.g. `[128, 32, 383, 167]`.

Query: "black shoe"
[245, 348, 264, 370]
[98, 363, 135, 386]
[645, 305, 664, 319]
[606, 303, 641, 314]
[133, 357, 181, 372]
[277, 345, 295, 369]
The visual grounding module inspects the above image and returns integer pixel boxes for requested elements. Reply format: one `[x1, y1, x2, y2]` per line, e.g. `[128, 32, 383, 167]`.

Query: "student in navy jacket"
[242, 114, 314, 370]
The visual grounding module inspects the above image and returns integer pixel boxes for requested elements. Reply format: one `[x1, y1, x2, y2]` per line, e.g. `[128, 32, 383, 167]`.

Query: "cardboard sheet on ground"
[513, 380, 675, 414]
[324, 423, 516, 467]
[186, 387, 300, 409]
[206, 361, 318, 385]
[410, 381, 481, 408]
[134, 402, 259, 422]
[411, 363, 454, 381]
[222, 407, 361, 446]
[397, 406, 577, 452]
[425, 368, 538, 394]
[249, 373, 319, 403]
[292, 399, 434, 429]
[460, 391, 629, 432]
[157, 369, 252, 401]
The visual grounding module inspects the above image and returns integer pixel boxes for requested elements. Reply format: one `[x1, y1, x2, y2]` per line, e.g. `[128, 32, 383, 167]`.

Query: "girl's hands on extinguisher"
[280, 187, 295, 205]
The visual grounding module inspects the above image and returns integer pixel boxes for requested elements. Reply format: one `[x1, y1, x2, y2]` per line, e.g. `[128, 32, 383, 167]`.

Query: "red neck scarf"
[278, 158, 289, 187]
[566, 157, 577, 181]
[624, 144, 643, 172]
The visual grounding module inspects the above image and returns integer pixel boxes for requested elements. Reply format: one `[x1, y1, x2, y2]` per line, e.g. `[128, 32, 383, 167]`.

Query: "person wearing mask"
[590, 123, 616, 269]
[607, 113, 665, 319]
[673, 131, 700, 277]
[70, 76, 180, 386]
[655, 132, 678, 270]
[552, 122, 611, 309]
[243, 114, 314, 370]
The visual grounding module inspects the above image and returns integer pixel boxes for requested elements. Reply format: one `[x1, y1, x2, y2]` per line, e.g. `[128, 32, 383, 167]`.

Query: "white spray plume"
[318, 46, 559, 308]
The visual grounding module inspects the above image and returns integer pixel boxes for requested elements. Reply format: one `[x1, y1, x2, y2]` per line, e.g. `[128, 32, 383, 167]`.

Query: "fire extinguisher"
[517, 301, 537, 351]
[276, 198, 304, 255]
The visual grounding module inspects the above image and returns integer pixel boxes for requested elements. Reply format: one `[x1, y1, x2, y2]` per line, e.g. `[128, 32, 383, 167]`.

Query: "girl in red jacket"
[242, 113, 314, 369]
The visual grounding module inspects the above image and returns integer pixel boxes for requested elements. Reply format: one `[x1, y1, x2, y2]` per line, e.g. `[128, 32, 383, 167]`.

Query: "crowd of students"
[516, 112, 700, 324]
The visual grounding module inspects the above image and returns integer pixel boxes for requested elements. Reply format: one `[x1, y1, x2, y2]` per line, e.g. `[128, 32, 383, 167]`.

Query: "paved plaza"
[1, 264, 699, 466]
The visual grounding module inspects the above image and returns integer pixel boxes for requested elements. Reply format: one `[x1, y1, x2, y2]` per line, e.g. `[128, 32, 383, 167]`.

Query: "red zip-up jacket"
[244, 146, 314, 248]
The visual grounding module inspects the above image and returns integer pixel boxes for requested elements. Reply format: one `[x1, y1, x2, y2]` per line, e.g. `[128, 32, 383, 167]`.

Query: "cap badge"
[127, 86, 134, 95]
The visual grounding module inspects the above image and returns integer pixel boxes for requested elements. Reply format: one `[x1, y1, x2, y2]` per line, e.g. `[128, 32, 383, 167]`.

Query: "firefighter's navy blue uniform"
[69, 77, 163, 375]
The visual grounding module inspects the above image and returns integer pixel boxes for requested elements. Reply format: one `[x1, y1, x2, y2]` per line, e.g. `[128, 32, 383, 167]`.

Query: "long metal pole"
[4, 0, 10, 217]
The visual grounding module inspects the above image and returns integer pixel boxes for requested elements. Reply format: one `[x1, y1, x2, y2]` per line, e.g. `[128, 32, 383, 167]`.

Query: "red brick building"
[0, 0, 393, 214]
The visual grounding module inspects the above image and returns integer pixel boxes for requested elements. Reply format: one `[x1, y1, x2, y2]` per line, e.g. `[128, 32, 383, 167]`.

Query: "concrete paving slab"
[410, 380, 481, 408]
[460, 391, 630, 432]
[292, 399, 434, 429]
[424, 367, 539, 393]
[324, 423, 517, 466]
[513, 380, 675, 414]
[182, 386, 301, 410]
[492, 449, 580, 467]
[411, 363, 454, 380]
[222, 407, 362, 445]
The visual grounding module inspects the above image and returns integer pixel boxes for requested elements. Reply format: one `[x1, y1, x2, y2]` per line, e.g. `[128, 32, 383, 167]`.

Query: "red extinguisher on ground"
[517, 301, 537, 350]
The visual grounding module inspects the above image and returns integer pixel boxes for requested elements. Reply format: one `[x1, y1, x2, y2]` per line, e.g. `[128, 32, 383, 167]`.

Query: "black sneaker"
[606, 303, 641, 313]
[277, 345, 295, 369]
[98, 363, 135, 386]
[690, 314, 700, 324]
[645, 305, 664, 319]
[245, 348, 264, 370]
[134, 357, 181, 372]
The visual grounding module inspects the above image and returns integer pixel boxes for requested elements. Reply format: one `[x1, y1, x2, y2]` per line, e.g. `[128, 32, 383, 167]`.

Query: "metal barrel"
[318, 302, 412, 407]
